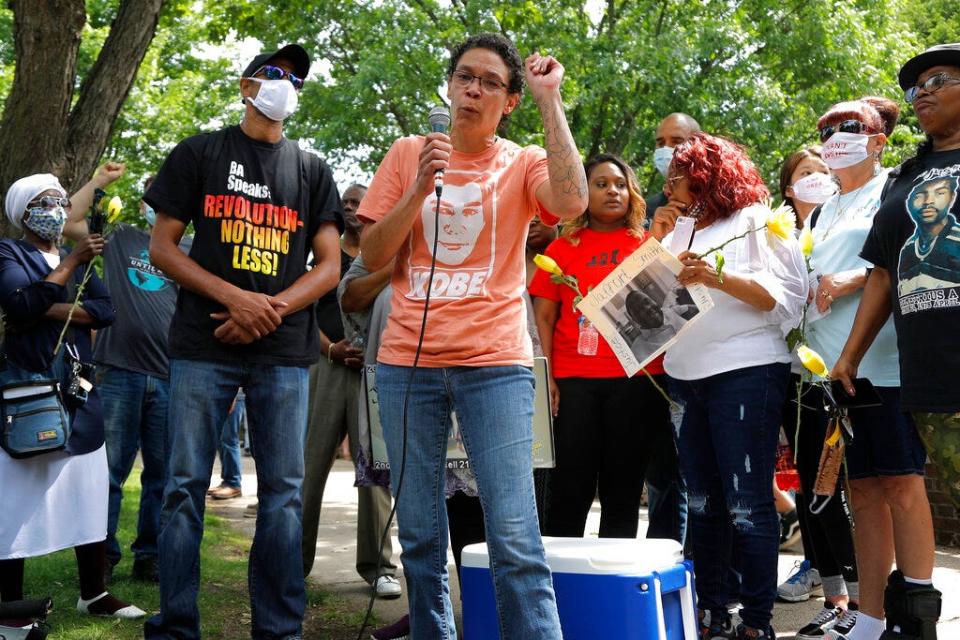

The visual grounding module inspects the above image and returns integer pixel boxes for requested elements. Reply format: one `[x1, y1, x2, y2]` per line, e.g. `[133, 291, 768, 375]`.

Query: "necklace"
[818, 183, 869, 242]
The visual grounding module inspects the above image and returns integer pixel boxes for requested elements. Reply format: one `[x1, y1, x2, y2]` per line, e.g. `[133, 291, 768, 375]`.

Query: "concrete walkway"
[209, 457, 960, 639]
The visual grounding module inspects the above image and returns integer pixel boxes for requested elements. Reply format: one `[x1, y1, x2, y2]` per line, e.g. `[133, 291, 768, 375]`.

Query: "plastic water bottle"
[577, 315, 598, 356]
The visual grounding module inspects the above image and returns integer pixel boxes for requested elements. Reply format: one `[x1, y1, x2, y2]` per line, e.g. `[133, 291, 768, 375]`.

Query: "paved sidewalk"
[210, 456, 960, 639]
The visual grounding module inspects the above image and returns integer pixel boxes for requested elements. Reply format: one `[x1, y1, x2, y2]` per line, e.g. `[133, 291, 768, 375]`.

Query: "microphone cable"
[356, 182, 444, 640]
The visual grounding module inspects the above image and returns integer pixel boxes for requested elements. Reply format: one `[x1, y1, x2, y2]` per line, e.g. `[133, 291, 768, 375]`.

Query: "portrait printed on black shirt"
[897, 163, 960, 313]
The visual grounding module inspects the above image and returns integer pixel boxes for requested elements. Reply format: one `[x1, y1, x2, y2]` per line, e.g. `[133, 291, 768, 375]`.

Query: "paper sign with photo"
[576, 237, 715, 376]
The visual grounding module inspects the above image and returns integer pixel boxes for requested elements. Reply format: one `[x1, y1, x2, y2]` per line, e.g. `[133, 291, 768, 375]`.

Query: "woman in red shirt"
[531, 153, 672, 538]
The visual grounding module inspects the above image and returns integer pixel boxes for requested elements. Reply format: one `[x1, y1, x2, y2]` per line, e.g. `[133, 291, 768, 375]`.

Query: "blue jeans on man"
[100, 366, 170, 570]
[377, 363, 562, 640]
[670, 362, 789, 633]
[144, 359, 309, 640]
[218, 391, 245, 489]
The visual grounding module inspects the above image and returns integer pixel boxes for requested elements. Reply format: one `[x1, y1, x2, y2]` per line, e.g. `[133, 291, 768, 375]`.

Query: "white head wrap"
[4, 173, 66, 230]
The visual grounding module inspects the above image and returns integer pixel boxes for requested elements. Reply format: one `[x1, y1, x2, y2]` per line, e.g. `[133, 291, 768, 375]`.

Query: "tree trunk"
[0, 0, 165, 239]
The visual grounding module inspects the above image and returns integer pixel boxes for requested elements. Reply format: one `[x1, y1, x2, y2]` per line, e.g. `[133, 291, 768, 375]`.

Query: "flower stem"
[52, 261, 94, 358]
[639, 367, 679, 410]
[696, 223, 769, 260]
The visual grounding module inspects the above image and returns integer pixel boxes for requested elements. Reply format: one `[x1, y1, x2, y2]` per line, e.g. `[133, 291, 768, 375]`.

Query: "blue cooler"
[461, 537, 697, 639]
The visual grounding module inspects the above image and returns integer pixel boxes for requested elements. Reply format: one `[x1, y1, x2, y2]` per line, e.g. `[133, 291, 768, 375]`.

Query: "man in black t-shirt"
[833, 43, 960, 640]
[142, 44, 344, 640]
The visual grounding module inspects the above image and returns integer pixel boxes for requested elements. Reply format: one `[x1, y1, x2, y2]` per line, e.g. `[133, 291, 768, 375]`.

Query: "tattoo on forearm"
[540, 100, 587, 200]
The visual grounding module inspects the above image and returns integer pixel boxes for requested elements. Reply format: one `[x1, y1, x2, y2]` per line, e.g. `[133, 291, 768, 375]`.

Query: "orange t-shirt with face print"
[357, 135, 549, 367]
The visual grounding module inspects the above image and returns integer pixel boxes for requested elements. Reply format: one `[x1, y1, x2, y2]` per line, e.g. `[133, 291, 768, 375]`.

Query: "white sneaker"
[374, 575, 402, 599]
[777, 559, 823, 602]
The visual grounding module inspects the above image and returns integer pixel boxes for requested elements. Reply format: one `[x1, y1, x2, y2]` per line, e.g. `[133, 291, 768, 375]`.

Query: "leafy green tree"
[0, 0, 944, 238]
[0, 0, 167, 238]
[214, 0, 925, 196]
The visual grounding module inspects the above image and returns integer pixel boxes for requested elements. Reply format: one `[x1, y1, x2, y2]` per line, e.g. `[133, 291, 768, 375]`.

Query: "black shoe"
[131, 557, 160, 583]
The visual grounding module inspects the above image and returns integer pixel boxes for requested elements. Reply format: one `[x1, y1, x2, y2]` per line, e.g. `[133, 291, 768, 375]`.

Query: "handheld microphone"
[428, 106, 450, 196]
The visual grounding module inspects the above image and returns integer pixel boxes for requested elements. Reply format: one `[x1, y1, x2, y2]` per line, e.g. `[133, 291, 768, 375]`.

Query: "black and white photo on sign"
[578, 237, 714, 376]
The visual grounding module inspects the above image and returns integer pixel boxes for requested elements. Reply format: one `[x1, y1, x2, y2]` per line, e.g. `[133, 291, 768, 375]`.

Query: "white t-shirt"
[663, 204, 807, 380]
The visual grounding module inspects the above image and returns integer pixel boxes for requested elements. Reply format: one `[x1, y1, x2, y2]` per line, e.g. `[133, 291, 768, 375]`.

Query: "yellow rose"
[765, 205, 796, 243]
[533, 253, 564, 277]
[797, 345, 829, 378]
[799, 227, 814, 257]
[106, 196, 123, 223]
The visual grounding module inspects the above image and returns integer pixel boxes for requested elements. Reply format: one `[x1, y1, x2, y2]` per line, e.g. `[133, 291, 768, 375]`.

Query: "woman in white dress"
[0, 173, 143, 619]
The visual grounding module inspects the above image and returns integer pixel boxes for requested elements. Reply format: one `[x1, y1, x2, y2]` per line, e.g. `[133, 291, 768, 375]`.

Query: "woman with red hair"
[661, 132, 806, 640]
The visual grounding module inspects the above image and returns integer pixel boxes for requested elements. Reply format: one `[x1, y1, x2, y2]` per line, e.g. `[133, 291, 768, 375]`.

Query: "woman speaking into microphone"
[356, 33, 587, 639]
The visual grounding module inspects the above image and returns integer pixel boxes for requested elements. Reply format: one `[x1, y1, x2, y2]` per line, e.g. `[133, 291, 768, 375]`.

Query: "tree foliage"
[213, 0, 931, 194]
[0, 0, 953, 238]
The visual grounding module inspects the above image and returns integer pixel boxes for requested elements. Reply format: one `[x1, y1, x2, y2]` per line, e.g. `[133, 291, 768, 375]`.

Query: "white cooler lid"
[462, 537, 683, 575]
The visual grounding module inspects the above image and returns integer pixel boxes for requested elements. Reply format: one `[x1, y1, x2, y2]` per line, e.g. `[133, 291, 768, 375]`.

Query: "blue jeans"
[644, 434, 689, 547]
[144, 359, 308, 640]
[377, 364, 561, 640]
[219, 392, 245, 488]
[99, 366, 170, 566]
[670, 363, 789, 632]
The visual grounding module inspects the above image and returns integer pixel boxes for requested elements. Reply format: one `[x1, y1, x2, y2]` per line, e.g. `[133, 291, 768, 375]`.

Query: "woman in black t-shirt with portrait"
[833, 43, 960, 639]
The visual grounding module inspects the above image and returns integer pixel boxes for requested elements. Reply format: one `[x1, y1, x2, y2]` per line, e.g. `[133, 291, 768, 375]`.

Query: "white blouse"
[663, 204, 807, 380]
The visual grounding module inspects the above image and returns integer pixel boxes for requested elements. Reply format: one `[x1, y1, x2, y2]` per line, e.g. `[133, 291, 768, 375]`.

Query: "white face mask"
[821, 132, 872, 169]
[653, 146, 674, 177]
[791, 172, 837, 204]
[246, 78, 299, 122]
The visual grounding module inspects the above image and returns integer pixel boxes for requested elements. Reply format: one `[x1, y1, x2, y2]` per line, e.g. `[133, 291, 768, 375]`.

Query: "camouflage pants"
[913, 411, 960, 507]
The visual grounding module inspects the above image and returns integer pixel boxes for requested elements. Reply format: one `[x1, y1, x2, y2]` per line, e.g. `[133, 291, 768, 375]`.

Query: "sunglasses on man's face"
[28, 195, 70, 209]
[905, 72, 960, 104]
[253, 64, 304, 90]
[818, 120, 877, 143]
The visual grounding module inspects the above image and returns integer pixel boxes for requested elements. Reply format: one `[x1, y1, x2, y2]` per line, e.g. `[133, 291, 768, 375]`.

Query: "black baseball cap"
[242, 44, 310, 80]
[899, 43, 960, 90]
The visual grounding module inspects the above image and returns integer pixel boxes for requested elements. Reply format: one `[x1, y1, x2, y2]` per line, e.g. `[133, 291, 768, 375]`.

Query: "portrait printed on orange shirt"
[408, 170, 503, 301]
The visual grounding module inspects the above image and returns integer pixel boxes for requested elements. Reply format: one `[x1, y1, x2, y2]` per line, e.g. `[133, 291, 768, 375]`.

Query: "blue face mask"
[23, 206, 66, 241]
[143, 204, 156, 227]
[653, 146, 674, 177]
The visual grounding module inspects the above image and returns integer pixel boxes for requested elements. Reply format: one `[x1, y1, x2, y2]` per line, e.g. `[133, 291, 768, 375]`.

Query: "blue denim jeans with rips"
[670, 362, 789, 632]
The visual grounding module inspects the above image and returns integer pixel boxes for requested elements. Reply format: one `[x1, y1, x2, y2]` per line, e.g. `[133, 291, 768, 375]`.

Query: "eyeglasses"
[905, 72, 960, 104]
[818, 120, 878, 143]
[252, 64, 304, 90]
[450, 70, 508, 93]
[27, 195, 70, 209]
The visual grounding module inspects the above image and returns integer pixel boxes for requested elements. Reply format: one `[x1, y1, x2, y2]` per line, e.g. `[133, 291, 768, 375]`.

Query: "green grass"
[20, 467, 370, 639]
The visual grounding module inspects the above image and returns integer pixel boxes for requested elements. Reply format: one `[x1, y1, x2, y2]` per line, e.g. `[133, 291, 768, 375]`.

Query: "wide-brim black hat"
[242, 44, 310, 80]
[899, 43, 960, 90]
